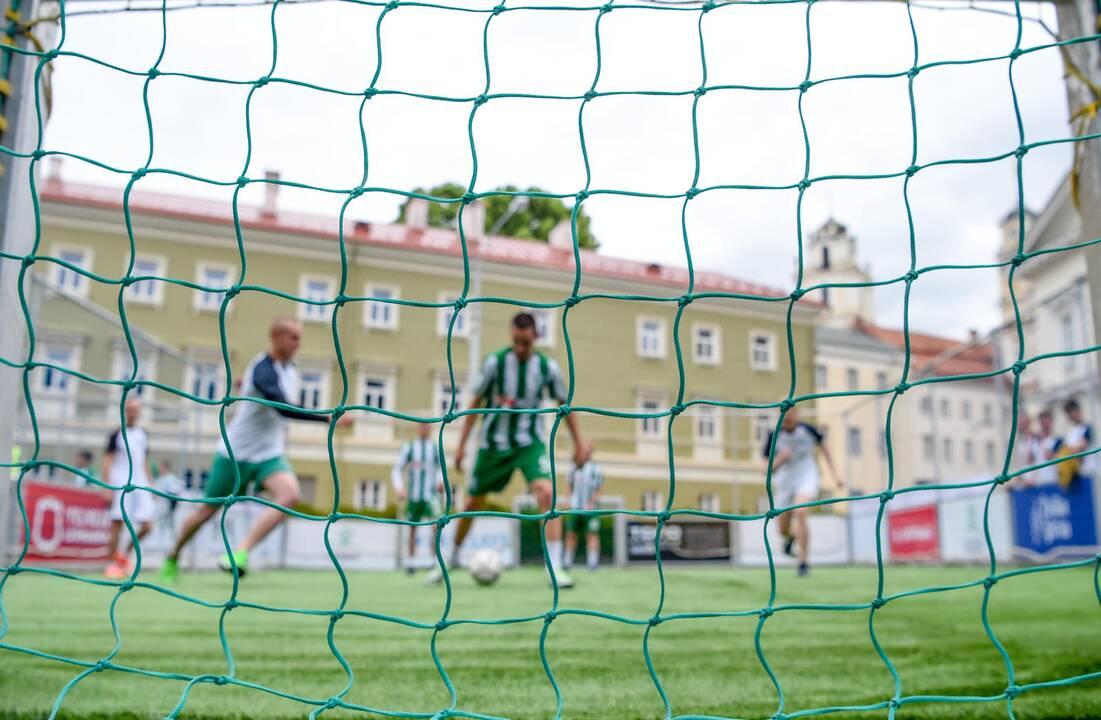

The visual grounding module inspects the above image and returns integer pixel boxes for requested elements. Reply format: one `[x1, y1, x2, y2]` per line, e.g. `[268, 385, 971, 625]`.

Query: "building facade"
[16, 173, 822, 516]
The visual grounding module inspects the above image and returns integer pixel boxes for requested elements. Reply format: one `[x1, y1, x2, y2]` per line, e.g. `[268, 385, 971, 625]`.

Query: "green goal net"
[2, 0, 1101, 719]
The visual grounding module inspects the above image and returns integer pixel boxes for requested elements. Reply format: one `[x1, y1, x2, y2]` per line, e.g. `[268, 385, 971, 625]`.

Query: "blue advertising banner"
[1011, 479, 1099, 561]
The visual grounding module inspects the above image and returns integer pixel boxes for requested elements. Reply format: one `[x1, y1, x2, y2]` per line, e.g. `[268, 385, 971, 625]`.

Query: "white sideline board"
[737, 514, 850, 566]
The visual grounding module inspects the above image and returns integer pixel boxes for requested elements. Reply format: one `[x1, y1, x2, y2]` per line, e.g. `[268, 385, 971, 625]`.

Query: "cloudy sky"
[41, 0, 1073, 338]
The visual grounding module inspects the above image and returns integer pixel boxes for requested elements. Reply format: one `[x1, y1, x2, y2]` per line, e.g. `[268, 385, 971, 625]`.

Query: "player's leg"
[160, 455, 236, 582]
[406, 525, 417, 573]
[791, 505, 809, 573]
[586, 519, 600, 571]
[104, 518, 126, 578]
[773, 475, 797, 557]
[238, 469, 300, 553]
[523, 444, 571, 587]
[791, 468, 820, 576]
[426, 493, 484, 585]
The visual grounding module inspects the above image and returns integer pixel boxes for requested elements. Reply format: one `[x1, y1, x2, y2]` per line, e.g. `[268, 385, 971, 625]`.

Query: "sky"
[38, 0, 1074, 339]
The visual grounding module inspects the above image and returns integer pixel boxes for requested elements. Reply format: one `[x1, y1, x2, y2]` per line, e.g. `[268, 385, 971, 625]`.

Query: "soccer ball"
[469, 549, 504, 586]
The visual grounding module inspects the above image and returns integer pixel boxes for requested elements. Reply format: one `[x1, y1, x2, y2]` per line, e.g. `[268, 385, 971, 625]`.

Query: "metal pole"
[0, 0, 45, 566]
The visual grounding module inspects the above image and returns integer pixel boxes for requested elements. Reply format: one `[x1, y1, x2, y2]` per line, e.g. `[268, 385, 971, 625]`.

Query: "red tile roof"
[39, 178, 795, 301]
[859, 321, 995, 377]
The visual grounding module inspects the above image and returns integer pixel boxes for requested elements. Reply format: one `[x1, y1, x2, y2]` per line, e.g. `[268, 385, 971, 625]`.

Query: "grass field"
[1, 563, 1099, 720]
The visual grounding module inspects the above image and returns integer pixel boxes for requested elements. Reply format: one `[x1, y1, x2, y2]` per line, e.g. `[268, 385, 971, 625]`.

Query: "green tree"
[396, 183, 598, 250]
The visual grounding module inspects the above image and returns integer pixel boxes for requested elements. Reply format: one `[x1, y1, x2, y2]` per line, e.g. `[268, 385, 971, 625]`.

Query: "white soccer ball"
[469, 548, 504, 586]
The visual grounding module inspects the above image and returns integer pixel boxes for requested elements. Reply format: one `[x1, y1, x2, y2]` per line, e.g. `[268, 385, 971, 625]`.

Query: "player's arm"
[762, 429, 792, 470]
[548, 360, 584, 458]
[253, 357, 352, 427]
[391, 445, 409, 501]
[808, 424, 842, 488]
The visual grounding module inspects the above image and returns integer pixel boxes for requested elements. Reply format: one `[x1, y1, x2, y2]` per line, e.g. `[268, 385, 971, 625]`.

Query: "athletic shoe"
[218, 549, 250, 577]
[783, 535, 795, 557]
[797, 563, 810, 577]
[104, 561, 127, 580]
[159, 557, 179, 584]
[551, 568, 575, 589]
[405, 566, 415, 576]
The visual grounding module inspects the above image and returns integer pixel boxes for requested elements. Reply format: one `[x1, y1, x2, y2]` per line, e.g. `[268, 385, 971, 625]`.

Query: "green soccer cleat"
[159, 557, 179, 584]
[218, 549, 249, 577]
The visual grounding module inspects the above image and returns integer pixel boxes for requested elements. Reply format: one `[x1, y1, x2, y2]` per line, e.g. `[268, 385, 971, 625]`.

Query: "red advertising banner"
[14, 481, 111, 563]
[887, 504, 941, 561]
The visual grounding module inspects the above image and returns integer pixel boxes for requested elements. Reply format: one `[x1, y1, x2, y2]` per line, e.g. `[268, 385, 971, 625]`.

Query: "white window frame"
[847, 427, 862, 457]
[943, 437, 954, 463]
[354, 479, 388, 511]
[110, 345, 158, 400]
[50, 245, 93, 298]
[297, 368, 329, 411]
[692, 323, 721, 365]
[525, 307, 556, 348]
[922, 434, 935, 461]
[433, 375, 467, 417]
[637, 392, 667, 440]
[964, 439, 975, 464]
[298, 274, 336, 323]
[961, 400, 971, 420]
[636, 316, 667, 359]
[364, 283, 400, 331]
[437, 292, 470, 338]
[359, 373, 394, 412]
[642, 490, 664, 513]
[194, 262, 234, 313]
[749, 330, 777, 371]
[815, 364, 827, 389]
[986, 441, 997, 467]
[693, 404, 721, 446]
[187, 360, 225, 402]
[698, 493, 720, 513]
[124, 254, 167, 306]
[36, 343, 80, 396]
[846, 367, 859, 391]
[754, 414, 774, 448]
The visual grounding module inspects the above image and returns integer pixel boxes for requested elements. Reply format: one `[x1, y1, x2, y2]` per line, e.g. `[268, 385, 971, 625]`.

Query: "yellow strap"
[0, 79, 10, 96]
[0, 114, 8, 133]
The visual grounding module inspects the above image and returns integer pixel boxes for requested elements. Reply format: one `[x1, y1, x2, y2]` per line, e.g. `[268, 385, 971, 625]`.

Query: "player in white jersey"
[160, 317, 351, 582]
[103, 397, 156, 579]
[429, 312, 586, 588]
[761, 406, 840, 577]
[564, 441, 603, 571]
[393, 421, 444, 574]
[1033, 409, 1061, 485]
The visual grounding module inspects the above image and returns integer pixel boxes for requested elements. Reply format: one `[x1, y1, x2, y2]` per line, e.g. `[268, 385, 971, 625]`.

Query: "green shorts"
[565, 513, 600, 535]
[469, 443, 552, 497]
[405, 500, 434, 523]
[205, 455, 293, 499]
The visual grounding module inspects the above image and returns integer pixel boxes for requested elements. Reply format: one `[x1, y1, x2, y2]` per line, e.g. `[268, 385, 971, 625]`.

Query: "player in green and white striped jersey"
[429, 312, 586, 588]
[392, 421, 444, 574]
[564, 441, 603, 571]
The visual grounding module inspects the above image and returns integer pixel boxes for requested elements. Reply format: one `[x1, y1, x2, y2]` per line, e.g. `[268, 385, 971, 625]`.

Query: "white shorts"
[109, 485, 158, 523]
[772, 462, 820, 509]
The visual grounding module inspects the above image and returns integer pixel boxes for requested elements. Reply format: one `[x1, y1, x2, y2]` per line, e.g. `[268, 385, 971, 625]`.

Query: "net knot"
[576, 189, 589, 202]
[797, 179, 811, 191]
[492, 3, 506, 14]
[871, 597, 887, 609]
[677, 293, 693, 307]
[1011, 361, 1026, 375]
[1011, 253, 1026, 267]
[253, 76, 270, 89]
[224, 599, 238, 611]
[460, 192, 476, 205]
[94, 660, 110, 672]
[385, 1, 399, 10]
[583, 90, 597, 101]
[879, 490, 895, 504]
[31, 149, 45, 160]
[669, 403, 686, 417]
[694, 86, 707, 98]
[121, 275, 136, 288]
[907, 67, 919, 79]
[435, 515, 449, 529]
[236, 175, 249, 188]
[473, 94, 489, 107]
[334, 293, 349, 308]
[323, 698, 340, 710]
[685, 187, 699, 199]
[214, 675, 229, 686]
[779, 399, 795, 412]
[905, 164, 920, 177]
[442, 411, 457, 424]
[894, 381, 909, 395]
[224, 284, 241, 299]
[132, 168, 148, 180]
[1009, 48, 1023, 60]
[798, 80, 813, 93]
[364, 87, 377, 99]
[701, 0, 716, 11]
[759, 607, 773, 619]
[765, 508, 781, 519]
[544, 610, 557, 624]
[349, 186, 365, 198]
[147, 67, 160, 79]
[599, 3, 613, 13]
[21, 254, 34, 269]
[546, 509, 560, 520]
[435, 620, 450, 632]
[887, 698, 901, 710]
[983, 575, 998, 589]
[1005, 684, 1021, 700]
[556, 404, 571, 418]
[657, 509, 671, 523]
[119, 580, 135, 592]
[789, 288, 805, 301]
[564, 294, 581, 308]
[1014, 145, 1029, 158]
[43, 49, 58, 62]
[5, 566, 20, 575]
[452, 296, 467, 310]
[648, 614, 663, 627]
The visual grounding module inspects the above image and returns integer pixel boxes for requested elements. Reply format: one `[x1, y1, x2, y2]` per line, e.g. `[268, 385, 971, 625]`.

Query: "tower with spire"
[802, 219, 875, 328]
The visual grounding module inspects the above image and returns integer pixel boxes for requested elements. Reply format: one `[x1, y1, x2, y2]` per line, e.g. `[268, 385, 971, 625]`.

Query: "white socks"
[587, 548, 599, 570]
[547, 540, 564, 572]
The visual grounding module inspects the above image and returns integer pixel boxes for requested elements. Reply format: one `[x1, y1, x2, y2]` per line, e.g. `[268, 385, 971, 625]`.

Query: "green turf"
[1, 564, 1099, 719]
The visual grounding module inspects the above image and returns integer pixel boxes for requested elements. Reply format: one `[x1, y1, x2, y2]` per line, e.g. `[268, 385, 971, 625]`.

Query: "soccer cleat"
[218, 549, 250, 577]
[405, 566, 415, 576]
[551, 568, 575, 589]
[797, 563, 810, 577]
[783, 535, 795, 557]
[104, 561, 127, 580]
[424, 565, 445, 585]
[159, 557, 179, 584]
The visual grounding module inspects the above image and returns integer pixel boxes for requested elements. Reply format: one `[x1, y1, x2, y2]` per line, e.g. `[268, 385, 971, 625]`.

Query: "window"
[922, 434, 935, 461]
[964, 439, 974, 464]
[354, 480, 387, 511]
[37, 346, 76, 394]
[125, 255, 165, 305]
[749, 331, 776, 371]
[298, 276, 335, 322]
[189, 362, 223, 401]
[986, 441, 997, 467]
[298, 371, 326, 410]
[51, 246, 92, 297]
[361, 375, 391, 410]
[437, 293, 469, 337]
[815, 364, 827, 389]
[921, 396, 933, 415]
[434, 379, 464, 417]
[641, 491, 664, 512]
[876, 371, 888, 390]
[638, 395, 665, 438]
[847, 427, 862, 457]
[943, 437, 954, 463]
[982, 403, 993, 425]
[527, 308, 556, 348]
[364, 284, 400, 330]
[111, 348, 157, 398]
[754, 414, 773, 447]
[693, 324, 720, 365]
[940, 398, 950, 417]
[694, 405, 720, 445]
[961, 400, 971, 420]
[846, 368, 859, 391]
[195, 263, 232, 312]
[1062, 312, 1077, 370]
[699, 493, 720, 513]
[637, 317, 666, 359]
